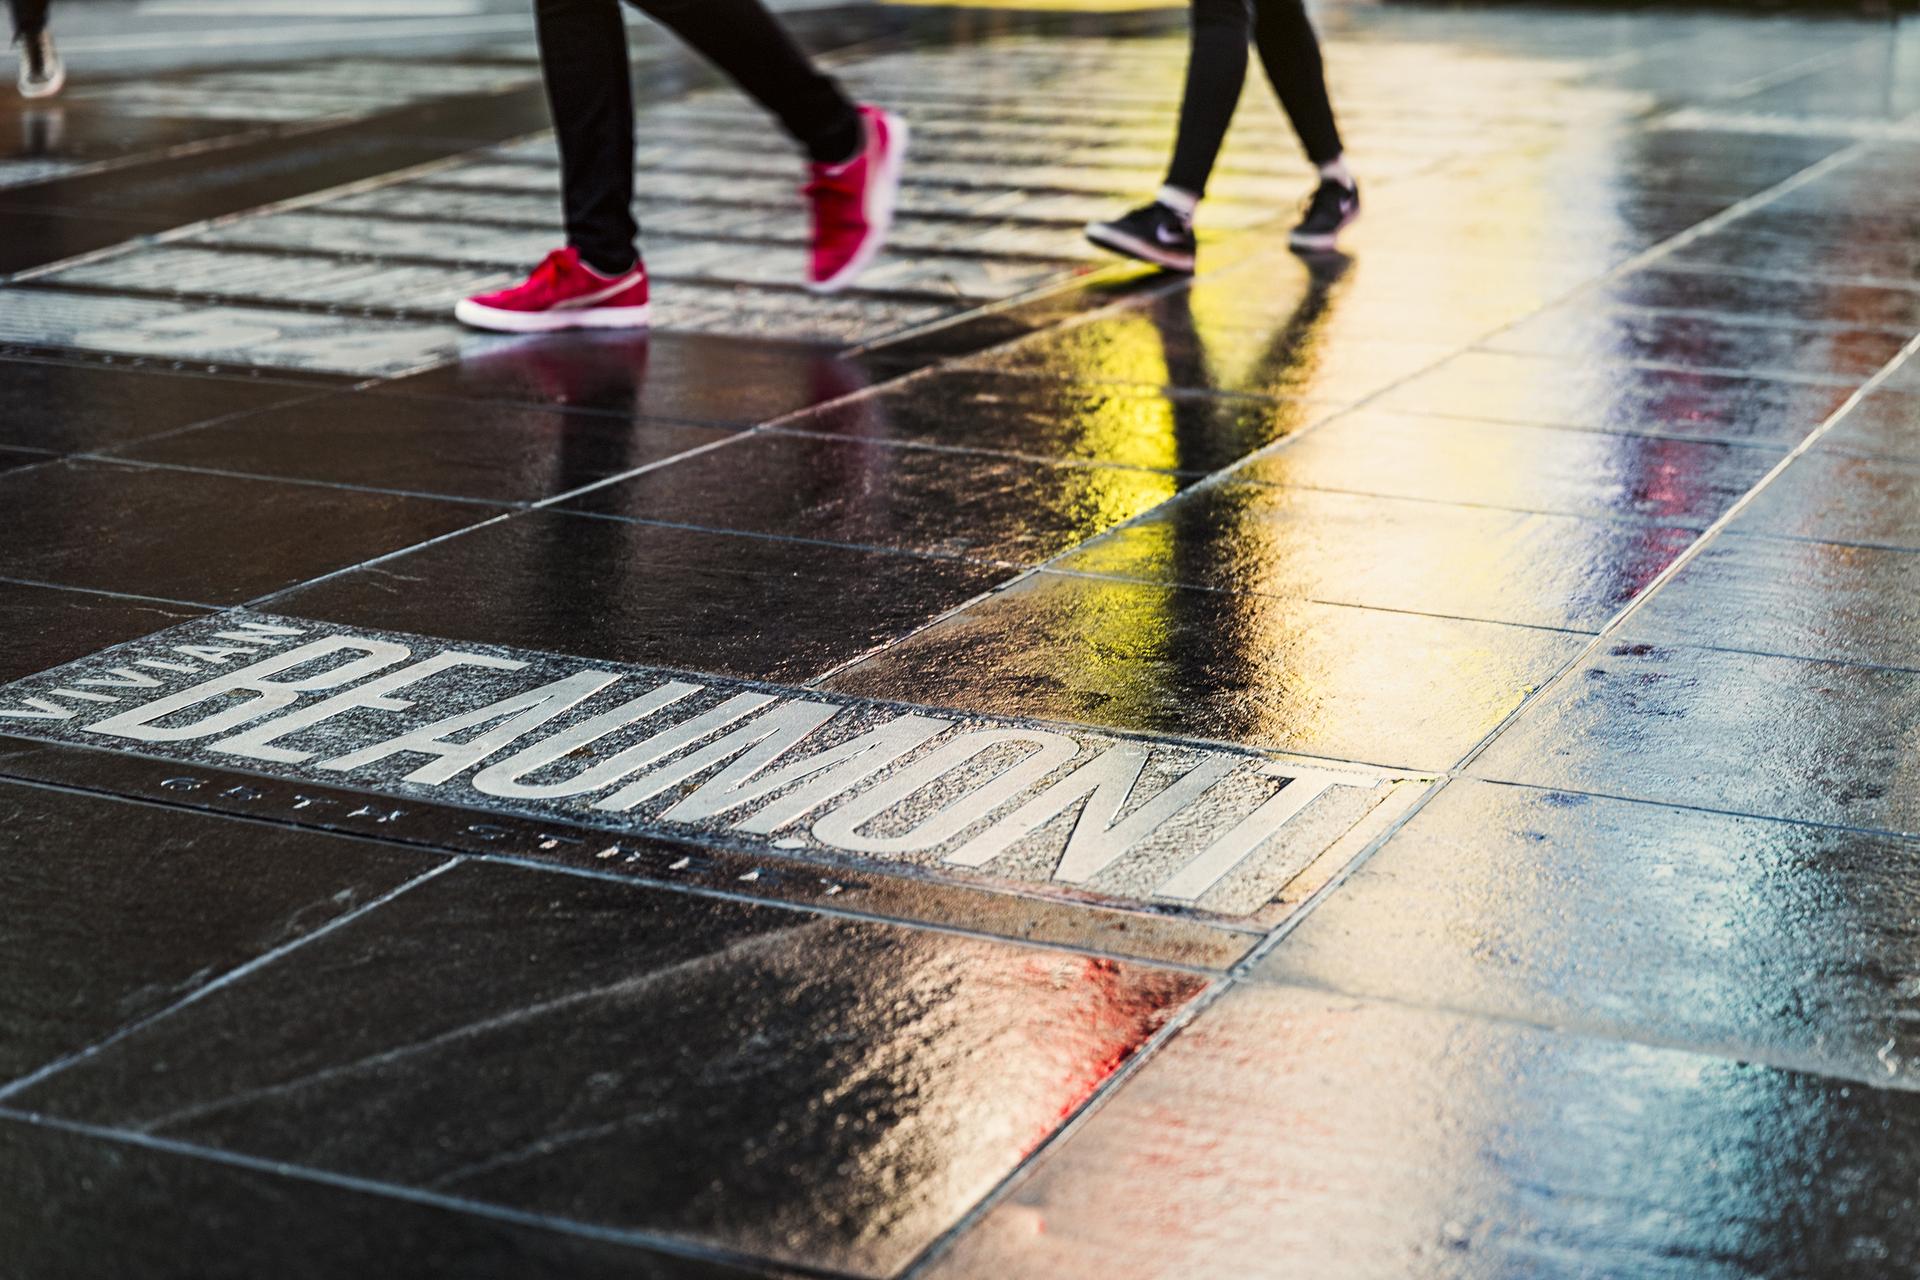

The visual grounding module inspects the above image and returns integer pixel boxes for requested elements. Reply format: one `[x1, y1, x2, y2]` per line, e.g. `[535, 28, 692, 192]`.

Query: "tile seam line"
[0, 764, 1238, 974]
[1469, 775, 1920, 843]
[56, 453, 524, 510]
[1238, 972, 1920, 1098]
[0, 858, 461, 1104]
[0, 1108, 866, 1280]
[0, 574, 218, 610]
[895, 972, 1237, 1280]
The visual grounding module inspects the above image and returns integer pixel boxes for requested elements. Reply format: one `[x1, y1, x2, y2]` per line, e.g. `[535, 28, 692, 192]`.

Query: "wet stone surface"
[1054, 481, 1696, 631]
[825, 570, 1586, 772]
[0, 780, 432, 1087]
[5, 3, 1920, 1274]
[1472, 641, 1920, 834]
[1628, 533, 1920, 670]
[1371, 349, 1859, 447]
[0, 460, 486, 605]
[930, 984, 1920, 1280]
[116, 391, 735, 504]
[1238, 409, 1781, 525]
[0, 1118, 769, 1280]
[562, 429, 1182, 564]
[7, 858, 1207, 1277]
[268, 509, 1007, 683]
[1263, 779, 1920, 1088]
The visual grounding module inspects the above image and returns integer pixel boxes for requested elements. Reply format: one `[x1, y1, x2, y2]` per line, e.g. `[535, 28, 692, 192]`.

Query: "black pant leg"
[1164, 0, 1251, 199]
[1252, 0, 1343, 165]
[11, 0, 51, 38]
[626, 0, 857, 162]
[537, 0, 640, 274]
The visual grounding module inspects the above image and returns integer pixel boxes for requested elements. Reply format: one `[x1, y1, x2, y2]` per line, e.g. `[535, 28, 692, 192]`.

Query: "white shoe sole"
[19, 62, 64, 99]
[1084, 222, 1195, 273]
[807, 111, 909, 295]
[454, 298, 652, 333]
[1289, 205, 1360, 252]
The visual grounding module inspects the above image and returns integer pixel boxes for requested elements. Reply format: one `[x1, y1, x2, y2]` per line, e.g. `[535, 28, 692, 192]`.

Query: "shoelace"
[803, 163, 866, 237]
[530, 248, 574, 291]
[1304, 181, 1352, 223]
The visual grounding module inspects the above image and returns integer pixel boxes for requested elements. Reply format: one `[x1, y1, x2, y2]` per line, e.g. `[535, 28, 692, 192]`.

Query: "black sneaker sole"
[1085, 221, 1195, 273]
[1289, 204, 1359, 252]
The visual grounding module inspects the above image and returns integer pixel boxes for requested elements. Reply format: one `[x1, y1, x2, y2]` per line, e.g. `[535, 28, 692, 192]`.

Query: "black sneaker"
[1290, 178, 1359, 252]
[1085, 201, 1197, 273]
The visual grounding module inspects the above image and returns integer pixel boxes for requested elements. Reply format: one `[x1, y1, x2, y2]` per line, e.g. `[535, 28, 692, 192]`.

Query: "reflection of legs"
[1164, 0, 1251, 202]
[1252, 0, 1343, 166]
[10, 0, 49, 37]
[627, 0, 860, 166]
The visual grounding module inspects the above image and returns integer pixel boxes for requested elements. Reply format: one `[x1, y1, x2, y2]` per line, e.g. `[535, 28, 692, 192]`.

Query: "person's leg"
[1251, 0, 1344, 168]
[626, 0, 860, 165]
[10, 0, 50, 38]
[536, 0, 641, 275]
[1163, 0, 1252, 203]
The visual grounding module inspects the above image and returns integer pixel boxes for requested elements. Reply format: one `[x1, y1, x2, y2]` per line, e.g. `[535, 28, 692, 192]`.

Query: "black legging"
[1166, 0, 1343, 198]
[537, 0, 859, 274]
[10, 0, 49, 37]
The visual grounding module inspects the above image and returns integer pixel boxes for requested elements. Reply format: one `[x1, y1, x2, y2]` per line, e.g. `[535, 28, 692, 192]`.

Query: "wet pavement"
[3, 0, 1920, 1276]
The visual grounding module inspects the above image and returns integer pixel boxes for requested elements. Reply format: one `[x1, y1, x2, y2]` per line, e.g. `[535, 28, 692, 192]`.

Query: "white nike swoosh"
[554, 273, 643, 310]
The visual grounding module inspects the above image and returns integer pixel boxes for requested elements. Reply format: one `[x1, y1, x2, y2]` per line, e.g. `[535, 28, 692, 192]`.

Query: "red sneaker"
[804, 104, 908, 295]
[455, 247, 651, 333]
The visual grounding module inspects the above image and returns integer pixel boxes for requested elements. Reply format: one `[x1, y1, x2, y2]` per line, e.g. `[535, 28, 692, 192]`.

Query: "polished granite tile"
[0, 1118, 771, 1280]
[1372, 350, 1856, 447]
[0, 781, 431, 1086]
[1472, 641, 1920, 832]
[1240, 410, 1777, 525]
[927, 984, 1920, 1280]
[1630, 533, 1920, 669]
[564, 430, 1180, 563]
[0, 580, 203, 681]
[0, 460, 486, 605]
[1484, 307, 1909, 383]
[270, 509, 1006, 682]
[780, 369, 1327, 474]
[1263, 779, 1920, 1086]
[1055, 482, 1693, 631]
[1600, 266, 1920, 332]
[1820, 387, 1920, 461]
[11, 859, 1206, 1278]
[1733, 450, 1920, 549]
[825, 572, 1585, 771]
[118, 392, 733, 504]
[0, 358, 315, 454]
[374, 331, 879, 429]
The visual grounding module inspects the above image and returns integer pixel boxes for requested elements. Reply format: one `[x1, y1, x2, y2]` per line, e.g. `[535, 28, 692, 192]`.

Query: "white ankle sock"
[1318, 157, 1356, 189]
[1156, 184, 1199, 220]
